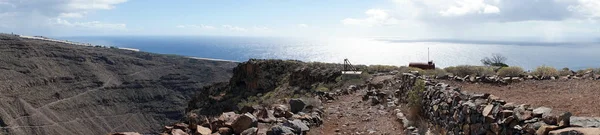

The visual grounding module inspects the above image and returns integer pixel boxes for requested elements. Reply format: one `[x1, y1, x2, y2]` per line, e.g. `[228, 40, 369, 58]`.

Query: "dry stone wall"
[418, 76, 600, 135]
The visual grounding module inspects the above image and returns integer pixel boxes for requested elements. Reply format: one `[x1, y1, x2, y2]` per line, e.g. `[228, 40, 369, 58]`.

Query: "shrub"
[497, 66, 525, 77]
[559, 67, 573, 76]
[407, 79, 425, 108]
[575, 68, 600, 75]
[366, 65, 400, 73]
[532, 65, 559, 77]
[422, 68, 448, 77]
[444, 65, 495, 77]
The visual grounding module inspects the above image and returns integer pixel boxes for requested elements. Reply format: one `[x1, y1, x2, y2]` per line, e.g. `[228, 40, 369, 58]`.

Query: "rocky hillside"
[186, 60, 344, 116]
[0, 34, 238, 135]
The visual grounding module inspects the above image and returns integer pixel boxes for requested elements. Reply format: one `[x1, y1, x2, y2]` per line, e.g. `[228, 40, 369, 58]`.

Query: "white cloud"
[176, 24, 216, 29]
[298, 24, 309, 28]
[569, 0, 600, 20]
[342, 9, 399, 27]
[59, 12, 86, 18]
[222, 25, 247, 31]
[0, 0, 128, 18]
[439, 0, 500, 16]
[252, 26, 271, 31]
[51, 18, 127, 30]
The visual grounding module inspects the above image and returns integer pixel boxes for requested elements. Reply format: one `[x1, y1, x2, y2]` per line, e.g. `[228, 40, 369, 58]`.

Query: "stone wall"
[418, 77, 600, 135]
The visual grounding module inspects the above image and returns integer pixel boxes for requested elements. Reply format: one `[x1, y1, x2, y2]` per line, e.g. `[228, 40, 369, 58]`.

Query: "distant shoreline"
[13, 33, 239, 63]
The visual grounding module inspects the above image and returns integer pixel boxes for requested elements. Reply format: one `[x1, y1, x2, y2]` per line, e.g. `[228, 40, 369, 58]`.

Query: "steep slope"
[0, 34, 238, 135]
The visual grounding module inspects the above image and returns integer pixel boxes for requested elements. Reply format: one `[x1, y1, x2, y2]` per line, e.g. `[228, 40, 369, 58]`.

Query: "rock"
[533, 107, 552, 117]
[522, 111, 534, 121]
[503, 102, 516, 110]
[543, 115, 559, 125]
[558, 112, 573, 127]
[218, 127, 232, 135]
[482, 104, 494, 117]
[240, 127, 258, 135]
[256, 108, 276, 123]
[569, 117, 600, 128]
[548, 127, 600, 135]
[197, 126, 212, 135]
[289, 99, 306, 113]
[501, 110, 514, 119]
[241, 105, 260, 114]
[232, 113, 259, 134]
[267, 125, 295, 135]
[172, 129, 189, 135]
[396, 112, 411, 128]
[536, 125, 560, 135]
[219, 112, 239, 125]
[283, 119, 310, 133]
[109, 132, 142, 135]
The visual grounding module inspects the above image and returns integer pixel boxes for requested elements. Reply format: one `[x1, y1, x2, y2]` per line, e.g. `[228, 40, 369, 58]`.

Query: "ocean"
[59, 36, 600, 70]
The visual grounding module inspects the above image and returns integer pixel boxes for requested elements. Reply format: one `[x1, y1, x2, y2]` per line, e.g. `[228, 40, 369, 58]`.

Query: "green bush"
[497, 66, 524, 77]
[532, 65, 559, 77]
[444, 65, 495, 77]
[408, 79, 425, 108]
[366, 65, 400, 73]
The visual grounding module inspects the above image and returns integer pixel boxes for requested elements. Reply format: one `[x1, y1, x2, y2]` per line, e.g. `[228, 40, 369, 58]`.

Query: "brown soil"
[309, 91, 405, 135]
[440, 79, 600, 117]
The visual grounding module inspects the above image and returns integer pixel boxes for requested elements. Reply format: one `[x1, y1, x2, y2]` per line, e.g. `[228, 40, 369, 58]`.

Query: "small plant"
[407, 80, 425, 108]
[532, 65, 559, 77]
[559, 67, 573, 76]
[422, 68, 447, 77]
[497, 66, 524, 77]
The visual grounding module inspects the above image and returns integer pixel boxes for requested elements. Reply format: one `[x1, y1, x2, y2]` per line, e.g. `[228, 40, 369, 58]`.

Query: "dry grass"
[444, 65, 495, 77]
[531, 65, 559, 77]
[497, 66, 525, 77]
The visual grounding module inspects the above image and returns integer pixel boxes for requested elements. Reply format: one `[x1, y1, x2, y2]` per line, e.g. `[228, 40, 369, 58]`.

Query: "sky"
[0, 0, 599, 42]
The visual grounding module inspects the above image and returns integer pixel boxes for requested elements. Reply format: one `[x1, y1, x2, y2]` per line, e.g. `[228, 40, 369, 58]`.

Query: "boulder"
[267, 125, 296, 135]
[289, 99, 306, 113]
[548, 127, 600, 135]
[232, 113, 259, 134]
[197, 125, 212, 135]
[482, 104, 494, 117]
[558, 112, 572, 127]
[536, 125, 559, 135]
[283, 119, 310, 133]
[256, 108, 277, 123]
[240, 127, 258, 135]
[533, 107, 552, 118]
[219, 112, 239, 125]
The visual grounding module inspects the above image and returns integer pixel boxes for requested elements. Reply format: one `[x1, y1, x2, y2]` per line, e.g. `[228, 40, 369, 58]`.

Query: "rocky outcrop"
[186, 60, 342, 116]
[159, 99, 324, 135]
[0, 34, 238, 135]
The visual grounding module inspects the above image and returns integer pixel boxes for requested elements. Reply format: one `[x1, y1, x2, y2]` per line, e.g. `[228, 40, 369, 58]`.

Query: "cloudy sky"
[0, 0, 599, 42]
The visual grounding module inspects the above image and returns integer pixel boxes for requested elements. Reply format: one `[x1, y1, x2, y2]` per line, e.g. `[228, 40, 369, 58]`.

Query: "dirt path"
[310, 90, 404, 135]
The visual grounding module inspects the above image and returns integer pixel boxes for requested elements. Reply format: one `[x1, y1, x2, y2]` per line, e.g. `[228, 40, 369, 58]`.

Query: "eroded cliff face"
[0, 34, 238, 135]
[186, 60, 343, 116]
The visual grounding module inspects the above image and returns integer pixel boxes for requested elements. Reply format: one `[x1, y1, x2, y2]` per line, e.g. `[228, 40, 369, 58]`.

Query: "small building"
[409, 61, 435, 70]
